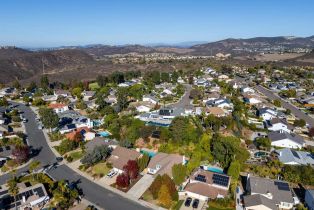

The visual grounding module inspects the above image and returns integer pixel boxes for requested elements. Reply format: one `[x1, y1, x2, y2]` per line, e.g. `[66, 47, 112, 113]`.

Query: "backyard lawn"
[68, 151, 84, 161]
[92, 162, 111, 176]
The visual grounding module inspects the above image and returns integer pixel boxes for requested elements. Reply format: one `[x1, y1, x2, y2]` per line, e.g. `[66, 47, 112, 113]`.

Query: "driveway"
[255, 85, 314, 127]
[180, 197, 206, 210]
[127, 174, 154, 199]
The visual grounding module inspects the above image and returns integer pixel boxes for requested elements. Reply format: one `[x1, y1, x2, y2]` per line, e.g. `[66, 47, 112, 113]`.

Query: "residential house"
[142, 94, 159, 105]
[203, 92, 220, 103]
[243, 93, 263, 105]
[48, 103, 69, 113]
[305, 190, 314, 210]
[218, 74, 229, 81]
[85, 137, 118, 152]
[58, 110, 93, 134]
[258, 108, 278, 121]
[195, 78, 209, 87]
[65, 127, 90, 141]
[242, 86, 255, 94]
[0, 183, 49, 210]
[275, 148, 314, 166]
[268, 130, 305, 149]
[243, 175, 295, 210]
[82, 91, 95, 101]
[105, 95, 117, 104]
[54, 89, 71, 98]
[264, 118, 294, 133]
[147, 153, 185, 177]
[207, 98, 233, 110]
[107, 146, 141, 174]
[205, 107, 227, 117]
[182, 169, 230, 201]
[42, 95, 58, 102]
[138, 107, 185, 126]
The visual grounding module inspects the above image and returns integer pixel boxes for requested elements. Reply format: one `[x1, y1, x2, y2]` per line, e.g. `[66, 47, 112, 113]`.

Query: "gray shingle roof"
[243, 194, 277, 210]
[268, 131, 305, 145]
[248, 176, 294, 204]
[276, 148, 314, 165]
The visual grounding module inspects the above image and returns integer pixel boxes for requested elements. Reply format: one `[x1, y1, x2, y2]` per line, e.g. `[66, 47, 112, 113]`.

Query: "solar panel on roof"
[274, 181, 290, 191]
[195, 175, 206, 182]
[212, 173, 229, 187]
[291, 150, 300, 159]
[33, 187, 45, 197]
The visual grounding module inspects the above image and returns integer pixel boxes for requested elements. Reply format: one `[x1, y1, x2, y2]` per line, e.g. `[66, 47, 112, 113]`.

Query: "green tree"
[255, 137, 271, 150]
[117, 87, 129, 110]
[0, 97, 9, 107]
[273, 99, 281, 107]
[29, 160, 41, 180]
[172, 164, 186, 185]
[39, 108, 59, 130]
[294, 119, 306, 127]
[137, 153, 150, 171]
[158, 184, 172, 208]
[227, 160, 240, 180]
[149, 175, 162, 199]
[72, 87, 83, 99]
[7, 175, 19, 210]
[161, 72, 170, 83]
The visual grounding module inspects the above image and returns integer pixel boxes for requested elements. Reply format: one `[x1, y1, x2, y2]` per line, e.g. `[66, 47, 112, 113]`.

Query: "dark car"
[184, 197, 192, 207]
[56, 157, 63, 162]
[192, 199, 199, 209]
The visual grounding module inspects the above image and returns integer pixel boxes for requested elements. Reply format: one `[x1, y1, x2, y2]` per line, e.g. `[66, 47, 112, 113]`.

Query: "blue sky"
[1, 0, 314, 47]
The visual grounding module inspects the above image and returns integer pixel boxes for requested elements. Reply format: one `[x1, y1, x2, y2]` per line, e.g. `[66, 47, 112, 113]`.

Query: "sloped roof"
[243, 194, 277, 210]
[147, 152, 184, 177]
[268, 131, 305, 145]
[277, 148, 314, 165]
[107, 146, 141, 170]
[248, 176, 294, 204]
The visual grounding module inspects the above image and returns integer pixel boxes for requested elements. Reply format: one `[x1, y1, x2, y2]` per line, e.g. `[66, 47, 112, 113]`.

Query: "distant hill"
[190, 36, 314, 56]
[0, 48, 94, 83]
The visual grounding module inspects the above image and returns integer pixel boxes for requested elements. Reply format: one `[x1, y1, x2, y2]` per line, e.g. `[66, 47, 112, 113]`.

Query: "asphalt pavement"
[0, 102, 152, 210]
[255, 85, 314, 127]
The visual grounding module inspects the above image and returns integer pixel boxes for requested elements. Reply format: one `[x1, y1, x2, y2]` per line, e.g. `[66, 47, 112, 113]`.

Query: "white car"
[106, 170, 117, 178]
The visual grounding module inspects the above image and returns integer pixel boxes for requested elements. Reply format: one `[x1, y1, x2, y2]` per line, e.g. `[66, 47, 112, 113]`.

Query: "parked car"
[192, 199, 199, 209]
[22, 118, 28, 123]
[106, 170, 117, 178]
[56, 157, 63, 162]
[184, 197, 192, 207]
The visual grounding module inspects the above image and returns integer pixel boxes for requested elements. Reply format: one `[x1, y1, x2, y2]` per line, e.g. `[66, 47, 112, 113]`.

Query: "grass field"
[68, 151, 84, 161]
[92, 162, 111, 176]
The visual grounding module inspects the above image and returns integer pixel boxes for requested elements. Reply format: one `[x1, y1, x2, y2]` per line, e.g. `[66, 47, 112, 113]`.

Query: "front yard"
[92, 162, 111, 176]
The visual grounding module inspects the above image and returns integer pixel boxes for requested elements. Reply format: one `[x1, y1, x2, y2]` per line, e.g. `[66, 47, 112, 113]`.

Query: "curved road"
[0, 102, 151, 210]
[256, 85, 314, 127]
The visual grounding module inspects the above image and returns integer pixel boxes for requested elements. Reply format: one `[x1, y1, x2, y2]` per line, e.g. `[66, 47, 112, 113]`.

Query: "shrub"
[116, 173, 130, 188]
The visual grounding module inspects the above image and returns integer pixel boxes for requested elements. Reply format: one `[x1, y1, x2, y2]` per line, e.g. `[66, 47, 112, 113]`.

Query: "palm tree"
[29, 160, 41, 181]
[7, 175, 19, 210]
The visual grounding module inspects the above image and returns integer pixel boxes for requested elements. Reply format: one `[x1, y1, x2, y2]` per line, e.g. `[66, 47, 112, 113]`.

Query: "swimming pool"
[207, 167, 224, 174]
[254, 151, 268, 158]
[98, 131, 111, 137]
[140, 150, 156, 157]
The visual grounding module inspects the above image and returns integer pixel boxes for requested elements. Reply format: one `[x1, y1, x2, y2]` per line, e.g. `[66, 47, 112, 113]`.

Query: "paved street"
[0, 102, 152, 210]
[255, 85, 314, 127]
[172, 84, 192, 109]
